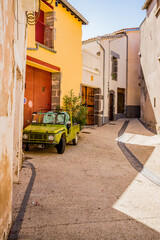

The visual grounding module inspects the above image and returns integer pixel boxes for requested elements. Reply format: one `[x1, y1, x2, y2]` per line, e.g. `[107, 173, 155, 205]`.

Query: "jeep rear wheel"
[73, 134, 78, 145]
[56, 137, 66, 154]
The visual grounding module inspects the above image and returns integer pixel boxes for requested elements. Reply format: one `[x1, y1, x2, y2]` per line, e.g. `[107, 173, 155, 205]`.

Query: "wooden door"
[82, 86, 95, 125]
[117, 88, 125, 114]
[24, 66, 51, 128]
[34, 68, 51, 112]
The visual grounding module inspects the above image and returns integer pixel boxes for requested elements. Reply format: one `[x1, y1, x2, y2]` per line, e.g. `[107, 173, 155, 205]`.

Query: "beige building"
[82, 28, 141, 126]
[140, 0, 160, 133]
[0, 1, 38, 239]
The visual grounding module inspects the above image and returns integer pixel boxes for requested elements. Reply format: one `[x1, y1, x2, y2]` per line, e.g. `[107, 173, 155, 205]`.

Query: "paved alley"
[9, 119, 160, 240]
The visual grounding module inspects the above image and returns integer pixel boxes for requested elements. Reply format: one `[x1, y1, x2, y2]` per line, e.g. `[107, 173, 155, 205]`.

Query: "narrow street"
[9, 119, 160, 240]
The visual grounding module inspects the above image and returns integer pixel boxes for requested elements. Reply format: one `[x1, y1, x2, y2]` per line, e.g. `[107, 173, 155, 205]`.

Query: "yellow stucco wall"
[27, 0, 83, 104]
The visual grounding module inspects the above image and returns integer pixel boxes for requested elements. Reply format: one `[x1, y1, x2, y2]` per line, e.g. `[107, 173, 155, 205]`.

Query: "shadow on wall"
[140, 67, 157, 132]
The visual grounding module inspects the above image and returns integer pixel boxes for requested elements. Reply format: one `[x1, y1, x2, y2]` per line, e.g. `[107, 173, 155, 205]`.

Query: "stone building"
[140, 0, 160, 133]
[0, 1, 38, 239]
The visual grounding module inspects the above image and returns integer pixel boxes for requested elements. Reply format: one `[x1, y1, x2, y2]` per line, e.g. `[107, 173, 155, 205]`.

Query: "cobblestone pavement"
[9, 119, 160, 240]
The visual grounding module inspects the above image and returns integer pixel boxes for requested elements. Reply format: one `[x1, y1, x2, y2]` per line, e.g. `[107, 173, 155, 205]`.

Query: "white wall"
[100, 36, 126, 117]
[140, 0, 160, 133]
[13, 1, 28, 182]
[82, 41, 102, 89]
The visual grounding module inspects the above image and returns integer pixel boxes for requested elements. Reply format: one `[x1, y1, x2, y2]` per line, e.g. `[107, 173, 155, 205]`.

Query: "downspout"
[123, 32, 128, 117]
[108, 39, 111, 92]
[97, 39, 105, 125]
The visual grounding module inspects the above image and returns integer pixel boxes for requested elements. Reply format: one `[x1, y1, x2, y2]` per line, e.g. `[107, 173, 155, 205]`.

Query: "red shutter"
[35, 10, 44, 45]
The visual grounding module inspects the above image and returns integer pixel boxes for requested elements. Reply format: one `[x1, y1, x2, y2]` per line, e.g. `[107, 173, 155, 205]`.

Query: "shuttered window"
[35, 10, 55, 49]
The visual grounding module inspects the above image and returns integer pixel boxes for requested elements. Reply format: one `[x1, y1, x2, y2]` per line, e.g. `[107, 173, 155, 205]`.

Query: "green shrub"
[63, 90, 87, 128]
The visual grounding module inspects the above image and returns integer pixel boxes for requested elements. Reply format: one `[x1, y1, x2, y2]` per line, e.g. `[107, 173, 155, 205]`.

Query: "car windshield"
[31, 112, 66, 125]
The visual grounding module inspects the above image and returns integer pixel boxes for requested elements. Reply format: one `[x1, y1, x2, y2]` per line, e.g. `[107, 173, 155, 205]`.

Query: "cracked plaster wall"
[0, 0, 27, 239]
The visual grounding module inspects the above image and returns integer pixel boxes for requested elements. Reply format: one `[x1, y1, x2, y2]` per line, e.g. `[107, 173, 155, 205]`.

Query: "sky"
[68, 0, 146, 41]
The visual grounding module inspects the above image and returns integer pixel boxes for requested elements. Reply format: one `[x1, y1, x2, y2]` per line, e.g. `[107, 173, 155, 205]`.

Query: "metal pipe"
[108, 40, 111, 92]
[123, 32, 128, 118]
[97, 39, 105, 125]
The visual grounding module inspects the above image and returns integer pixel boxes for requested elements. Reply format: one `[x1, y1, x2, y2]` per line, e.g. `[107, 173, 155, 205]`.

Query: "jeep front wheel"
[56, 137, 66, 154]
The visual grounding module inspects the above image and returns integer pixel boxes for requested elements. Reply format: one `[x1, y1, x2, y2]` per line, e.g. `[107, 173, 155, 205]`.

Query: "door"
[24, 66, 51, 128]
[117, 88, 125, 115]
[82, 86, 95, 125]
[109, 93, 114, 121]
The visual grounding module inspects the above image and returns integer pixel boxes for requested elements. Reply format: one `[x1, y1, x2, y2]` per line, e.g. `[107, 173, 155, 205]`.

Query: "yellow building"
[25, 0, 88, 127]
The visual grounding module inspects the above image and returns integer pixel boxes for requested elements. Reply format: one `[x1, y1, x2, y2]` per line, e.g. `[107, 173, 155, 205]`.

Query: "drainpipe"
[123, 32, 128, 118]
[97, 39, 105, 125]
[108, 39, 111, 92]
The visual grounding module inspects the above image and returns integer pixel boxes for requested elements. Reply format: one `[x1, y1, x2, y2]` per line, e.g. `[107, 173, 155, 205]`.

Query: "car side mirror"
[67, 121, 71, 129]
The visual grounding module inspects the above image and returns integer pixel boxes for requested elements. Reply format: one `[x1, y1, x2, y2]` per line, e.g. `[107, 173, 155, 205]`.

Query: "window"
[35, 10, 55, 49]
[111, 56, 118, 81]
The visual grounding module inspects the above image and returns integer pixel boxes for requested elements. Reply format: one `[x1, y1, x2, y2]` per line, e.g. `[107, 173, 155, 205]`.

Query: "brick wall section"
[44, 12, 54, 49]
[51, 73, 61, 109]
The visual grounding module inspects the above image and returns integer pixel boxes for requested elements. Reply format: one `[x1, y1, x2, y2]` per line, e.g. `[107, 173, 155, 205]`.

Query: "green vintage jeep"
[23, 111, 80, 154]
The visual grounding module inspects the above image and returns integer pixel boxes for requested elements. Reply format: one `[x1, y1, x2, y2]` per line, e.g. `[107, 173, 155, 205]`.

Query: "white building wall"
[140, 0, 160, 133]
[13, 1, 28, 183]
[82, 41, 102, 89]
[100, 36, 126, 119]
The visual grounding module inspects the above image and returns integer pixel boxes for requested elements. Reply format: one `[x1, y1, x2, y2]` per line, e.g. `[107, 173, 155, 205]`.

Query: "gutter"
[97, 39, 105, 125]
[123, 32, 128, 118]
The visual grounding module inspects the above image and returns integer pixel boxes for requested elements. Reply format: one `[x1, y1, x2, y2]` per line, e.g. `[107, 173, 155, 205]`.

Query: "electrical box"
[22, 0, 39, 12]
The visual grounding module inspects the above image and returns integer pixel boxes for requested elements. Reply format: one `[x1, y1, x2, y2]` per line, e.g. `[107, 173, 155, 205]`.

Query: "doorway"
[82, 86, 95, 125]
[24, 65, 51, 128]
[117, 88, 125, 118]
[109, 92, 114, 121]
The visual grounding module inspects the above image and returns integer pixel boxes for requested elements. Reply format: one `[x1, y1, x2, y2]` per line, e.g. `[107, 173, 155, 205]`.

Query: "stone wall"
[44, 12, 55, 49]
[94, 88, 104, 126]
[51, 72, 61, 109]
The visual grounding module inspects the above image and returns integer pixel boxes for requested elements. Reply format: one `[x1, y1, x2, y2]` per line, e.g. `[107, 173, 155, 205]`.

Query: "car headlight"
[48, 135, 54, 141]
[23, 134, 29, 140]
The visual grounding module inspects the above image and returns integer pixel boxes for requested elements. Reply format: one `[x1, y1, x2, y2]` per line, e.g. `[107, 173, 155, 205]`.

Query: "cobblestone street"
[9, 119, 160, 240]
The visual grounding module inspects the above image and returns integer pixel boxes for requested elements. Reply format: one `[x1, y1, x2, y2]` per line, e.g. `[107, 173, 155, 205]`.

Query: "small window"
[111, 56, 118, 81]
